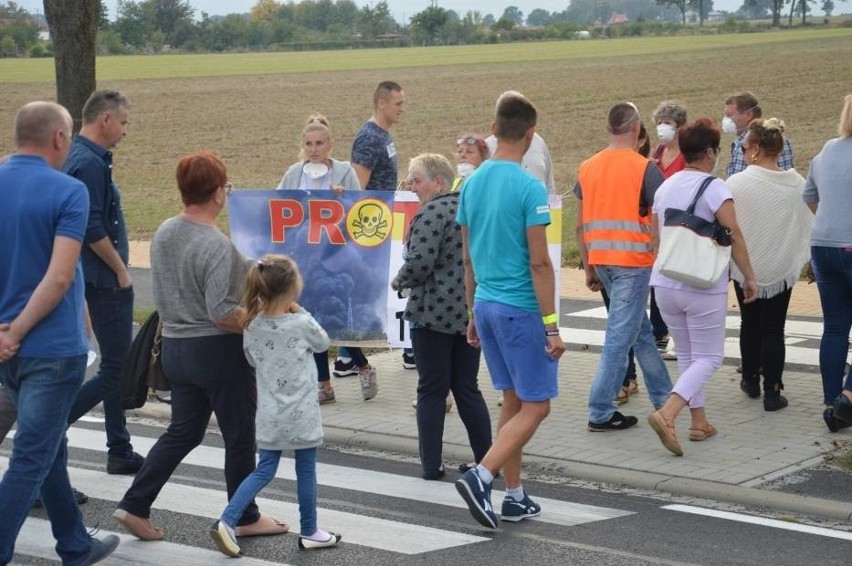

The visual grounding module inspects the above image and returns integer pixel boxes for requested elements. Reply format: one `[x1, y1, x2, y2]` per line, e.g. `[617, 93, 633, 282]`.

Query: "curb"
[129, 402, 852, 524]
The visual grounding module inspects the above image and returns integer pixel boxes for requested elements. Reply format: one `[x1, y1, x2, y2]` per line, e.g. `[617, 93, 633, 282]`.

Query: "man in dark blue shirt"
[0, 100, 119, 565]
[62, 90, 143, 475]
[345, 81, 415, 373]
[351, 80, 405, 191]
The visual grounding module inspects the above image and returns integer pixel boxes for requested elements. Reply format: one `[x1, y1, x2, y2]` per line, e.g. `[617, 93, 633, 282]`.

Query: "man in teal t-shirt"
[454, 91, 566, 530]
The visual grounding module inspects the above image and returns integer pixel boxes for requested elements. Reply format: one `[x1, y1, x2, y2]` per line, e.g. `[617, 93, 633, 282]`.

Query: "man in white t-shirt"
[486, 132, 556, 193]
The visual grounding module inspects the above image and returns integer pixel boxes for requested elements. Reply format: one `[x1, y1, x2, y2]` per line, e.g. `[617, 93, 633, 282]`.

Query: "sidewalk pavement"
[128, 241, 850, 523]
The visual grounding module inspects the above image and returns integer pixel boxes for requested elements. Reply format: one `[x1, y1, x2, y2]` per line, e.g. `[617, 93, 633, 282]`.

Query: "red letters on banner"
[270, 199, 347, 245]
[307, 200, 345, 245]
[269, 200, 304, 243]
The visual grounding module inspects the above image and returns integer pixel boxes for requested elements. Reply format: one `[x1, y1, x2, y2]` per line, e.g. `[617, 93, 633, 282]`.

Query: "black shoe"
[763, 389, 788, 412]
[833, 393, 852, 425]
[823, 407, 851, 433]
[740, 376, 761, 399]
[588, 411, 639, 432]
[332, 358, 358, 377]
[84, 534, 120, 565]
[402, 352, 416, 369]
[421, 466, 445, 480]
[32, 487, 88, 509]
[107, 451, 145, 475]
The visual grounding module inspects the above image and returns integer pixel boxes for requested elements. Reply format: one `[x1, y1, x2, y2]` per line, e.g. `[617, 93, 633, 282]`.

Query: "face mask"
[656, 123, 676, 143]
[721, 117, 738, 134]
[457, 162, 475, 178]
[303, 162, 329, 179]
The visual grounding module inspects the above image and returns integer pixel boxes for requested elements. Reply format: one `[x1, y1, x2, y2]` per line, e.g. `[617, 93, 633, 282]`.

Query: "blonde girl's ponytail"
[241, 254, 301, 328]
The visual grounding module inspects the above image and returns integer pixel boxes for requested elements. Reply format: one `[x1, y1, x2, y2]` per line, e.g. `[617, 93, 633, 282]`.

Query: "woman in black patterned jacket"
[392, 154, 493, 480]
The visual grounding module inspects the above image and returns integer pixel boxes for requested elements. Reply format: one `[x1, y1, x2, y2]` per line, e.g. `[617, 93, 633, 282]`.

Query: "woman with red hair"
[114, 151, 288, 541]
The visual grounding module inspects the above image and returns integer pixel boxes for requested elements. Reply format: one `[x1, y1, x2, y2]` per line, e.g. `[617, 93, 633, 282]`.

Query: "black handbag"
[119, 310, 169, 409]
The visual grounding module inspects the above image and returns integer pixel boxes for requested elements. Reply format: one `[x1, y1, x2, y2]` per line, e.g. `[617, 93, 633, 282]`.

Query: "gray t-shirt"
[803, 137, 852, 247]
[151, 216, 249, 338]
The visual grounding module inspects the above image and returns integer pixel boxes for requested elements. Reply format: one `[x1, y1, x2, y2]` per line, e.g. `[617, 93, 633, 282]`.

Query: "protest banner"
[229, 190, 561, 348]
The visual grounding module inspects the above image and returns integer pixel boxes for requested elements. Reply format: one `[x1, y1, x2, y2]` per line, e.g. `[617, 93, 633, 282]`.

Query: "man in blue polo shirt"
[62, 90, 143, 475]
[0, 101, 119, 565]
[455, 91, 565, 529]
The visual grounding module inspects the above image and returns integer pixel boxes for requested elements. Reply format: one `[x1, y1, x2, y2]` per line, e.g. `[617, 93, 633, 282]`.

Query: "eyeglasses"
[458, 137, 484, 147]
[222, 182, 233, 194]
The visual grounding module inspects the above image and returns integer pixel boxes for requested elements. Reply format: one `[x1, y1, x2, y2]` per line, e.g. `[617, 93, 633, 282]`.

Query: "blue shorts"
[474, 300, 559, 402]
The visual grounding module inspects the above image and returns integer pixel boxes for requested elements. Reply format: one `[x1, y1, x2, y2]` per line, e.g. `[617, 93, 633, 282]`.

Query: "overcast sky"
[20, 0, 802, 25]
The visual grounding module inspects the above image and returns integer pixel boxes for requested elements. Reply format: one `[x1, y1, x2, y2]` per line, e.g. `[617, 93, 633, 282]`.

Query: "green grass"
[1, 28, 850, 83]
[133, 307, 155, 325]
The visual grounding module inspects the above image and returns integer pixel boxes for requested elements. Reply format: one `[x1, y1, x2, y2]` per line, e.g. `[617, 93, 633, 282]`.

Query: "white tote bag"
[655, 176, 732, 289]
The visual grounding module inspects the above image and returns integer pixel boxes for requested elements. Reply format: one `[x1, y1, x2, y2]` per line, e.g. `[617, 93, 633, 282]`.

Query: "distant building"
[608, 13, 629, 25]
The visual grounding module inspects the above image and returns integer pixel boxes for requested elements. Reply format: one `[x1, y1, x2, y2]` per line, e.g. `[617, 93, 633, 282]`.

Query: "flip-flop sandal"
[626, 380, 639, 396]
[235, 515, 290, 537]
[615, 386, 630, 405]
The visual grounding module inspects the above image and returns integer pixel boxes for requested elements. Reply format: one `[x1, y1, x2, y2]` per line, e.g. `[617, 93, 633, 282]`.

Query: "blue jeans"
[221, 448, 318, 536]
[812, 246, 852, 403]
[67, 285, 134, 456]
[0, 356, 92, 565]
[588, 266, 672, 423]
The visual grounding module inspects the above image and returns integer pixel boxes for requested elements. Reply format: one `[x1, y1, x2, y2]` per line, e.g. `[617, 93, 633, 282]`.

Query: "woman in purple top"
[647, 118, 758, 457]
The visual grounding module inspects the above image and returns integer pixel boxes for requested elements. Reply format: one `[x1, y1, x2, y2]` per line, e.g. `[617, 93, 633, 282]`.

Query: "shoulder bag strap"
[686, 176, 716, 215]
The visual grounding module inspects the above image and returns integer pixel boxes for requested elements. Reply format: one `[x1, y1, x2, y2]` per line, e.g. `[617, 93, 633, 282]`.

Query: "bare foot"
[113, 508, 164, 541]
[234, 514, 290, 537]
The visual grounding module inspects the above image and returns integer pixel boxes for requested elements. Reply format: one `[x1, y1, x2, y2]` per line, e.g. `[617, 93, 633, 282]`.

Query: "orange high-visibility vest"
[578, 148, 654, 268]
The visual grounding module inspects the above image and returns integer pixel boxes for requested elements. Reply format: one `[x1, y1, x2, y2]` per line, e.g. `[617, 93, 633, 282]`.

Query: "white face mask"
[303, 162, 329, 179]
[457, 162, 475, 178]
[656, 123, 676, 143]
[721, 117, 738, 134]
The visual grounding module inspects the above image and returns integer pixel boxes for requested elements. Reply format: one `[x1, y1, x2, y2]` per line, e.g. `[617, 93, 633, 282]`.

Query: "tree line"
[0, 0, 846, 57]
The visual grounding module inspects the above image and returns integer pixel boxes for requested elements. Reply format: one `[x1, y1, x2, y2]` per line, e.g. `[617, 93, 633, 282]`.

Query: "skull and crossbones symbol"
[352, 203, 388, 240]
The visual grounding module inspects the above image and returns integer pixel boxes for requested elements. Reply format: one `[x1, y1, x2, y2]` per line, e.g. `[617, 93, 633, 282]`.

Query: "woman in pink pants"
[647, 118, 757, 456]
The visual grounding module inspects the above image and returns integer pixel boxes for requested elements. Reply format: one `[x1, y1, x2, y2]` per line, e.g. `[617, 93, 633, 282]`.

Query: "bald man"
[0, 102, 119, 565]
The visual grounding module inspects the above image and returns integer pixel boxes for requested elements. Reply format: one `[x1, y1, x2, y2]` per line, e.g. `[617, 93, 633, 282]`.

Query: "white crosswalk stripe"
[560, 306, 824, 366]
[4, 426, 634, 563]
[16, 518, 287, 565]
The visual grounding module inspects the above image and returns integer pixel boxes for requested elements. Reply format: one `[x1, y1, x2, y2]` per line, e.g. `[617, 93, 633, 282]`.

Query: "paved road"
[4, 419, 851, 565]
